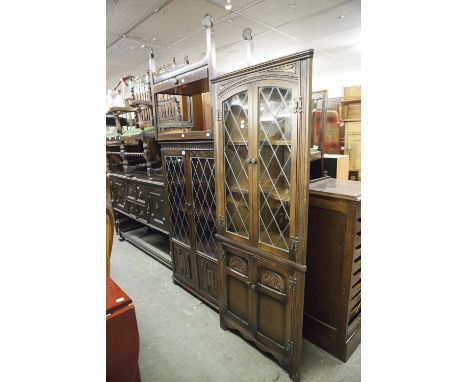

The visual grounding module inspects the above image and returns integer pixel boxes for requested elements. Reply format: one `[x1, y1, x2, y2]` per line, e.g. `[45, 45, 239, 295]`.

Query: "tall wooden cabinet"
[160, 141, 218, 308]
[212, 50, 313, 381]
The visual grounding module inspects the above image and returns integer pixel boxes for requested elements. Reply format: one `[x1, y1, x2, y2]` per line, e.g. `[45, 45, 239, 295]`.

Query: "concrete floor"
[110, 238, 361, 382]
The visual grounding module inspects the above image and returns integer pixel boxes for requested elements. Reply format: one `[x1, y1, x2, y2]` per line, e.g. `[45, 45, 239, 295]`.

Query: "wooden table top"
[309, 178, 361, 201]
[106, 277, 132, 315]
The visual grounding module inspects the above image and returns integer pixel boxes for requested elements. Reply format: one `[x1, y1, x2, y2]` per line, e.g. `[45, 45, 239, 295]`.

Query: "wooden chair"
[129, 72, 154, 134]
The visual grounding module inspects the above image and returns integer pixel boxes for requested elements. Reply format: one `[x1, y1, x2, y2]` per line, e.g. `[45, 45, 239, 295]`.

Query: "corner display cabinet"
[160, 141, 218, 309]
[211, 49, 314, 381]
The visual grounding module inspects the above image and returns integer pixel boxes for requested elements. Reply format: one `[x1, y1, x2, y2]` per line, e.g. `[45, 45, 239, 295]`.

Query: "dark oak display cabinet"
[304, 178, 361, 362]
[161, 141, 218, 308]
[212, 50, 314, 381]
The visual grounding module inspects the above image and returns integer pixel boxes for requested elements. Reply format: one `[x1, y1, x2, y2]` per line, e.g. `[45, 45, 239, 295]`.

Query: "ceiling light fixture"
[338, 15, 344, 19]
[122, 34, 127, 38]
[152, 37, 157, 41]
[225, 0, 232, 11]
[291, 3, 296, 8]
[141, 44, 146, 48]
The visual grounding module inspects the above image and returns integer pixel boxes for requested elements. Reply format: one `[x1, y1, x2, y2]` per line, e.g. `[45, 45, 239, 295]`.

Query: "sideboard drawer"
[147, 185, 166, 230]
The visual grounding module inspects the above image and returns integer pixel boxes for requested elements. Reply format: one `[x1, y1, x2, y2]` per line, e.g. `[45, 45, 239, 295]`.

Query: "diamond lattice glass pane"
[258, 87, 293, 251]
[223, 91, 249, 238]
[191, 157, 217, 258]
[165, 156, 190, 245]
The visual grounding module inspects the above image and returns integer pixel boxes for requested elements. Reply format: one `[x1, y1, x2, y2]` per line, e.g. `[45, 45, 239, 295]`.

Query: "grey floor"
[110, 237, 361, 382]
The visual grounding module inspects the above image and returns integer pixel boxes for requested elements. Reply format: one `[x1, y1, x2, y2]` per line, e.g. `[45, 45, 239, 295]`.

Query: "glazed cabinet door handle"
[247, 282, 257, 290]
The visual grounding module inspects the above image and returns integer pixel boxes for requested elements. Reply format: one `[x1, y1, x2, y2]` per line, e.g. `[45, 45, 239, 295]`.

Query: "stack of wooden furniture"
[107, 71, 172, 268]
[341, 85, 361, 180]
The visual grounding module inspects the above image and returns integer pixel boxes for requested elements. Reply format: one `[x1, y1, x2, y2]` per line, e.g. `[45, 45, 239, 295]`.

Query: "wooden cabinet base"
[303, 179, 361, 362]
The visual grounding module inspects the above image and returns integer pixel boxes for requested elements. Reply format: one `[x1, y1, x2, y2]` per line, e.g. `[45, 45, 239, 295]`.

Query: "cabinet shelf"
[226, 185, 249, 195]
[259, 139, 291, 146]
[225, 140, 248, 146]
[260, 186, 291, 202]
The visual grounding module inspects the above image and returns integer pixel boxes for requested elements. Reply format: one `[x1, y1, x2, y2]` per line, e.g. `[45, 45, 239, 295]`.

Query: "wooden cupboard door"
[110, 178, 127, 212]
[197, 255, 218, 303]
[146, 185, 167, 232]
[220, 88, 253, 246]
[189, 154, 217, 259]
[251, 259, 293, 364]
[254, 82, 299, 260]
[221, 245, 253, 331]
[346, 133, 361, 173]
[164, 155, 191, 246]
[172, 241, 196, 286]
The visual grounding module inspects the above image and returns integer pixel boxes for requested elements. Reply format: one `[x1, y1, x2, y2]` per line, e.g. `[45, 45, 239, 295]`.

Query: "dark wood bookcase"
[212, 49, 314, 381]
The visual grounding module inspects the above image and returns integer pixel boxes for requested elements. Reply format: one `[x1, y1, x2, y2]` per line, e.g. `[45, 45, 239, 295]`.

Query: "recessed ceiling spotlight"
[130, 47, 136, 50]
[338, 15, 344, 19]
[291, 3, 296, 8]
[122, 34, 127, 38]
[229, 18, 233, 23]
[225, 0, 232, 11]
[141, 44, 146, 48]
[159, 10, 165, 13]
[152, 37, 157, 41]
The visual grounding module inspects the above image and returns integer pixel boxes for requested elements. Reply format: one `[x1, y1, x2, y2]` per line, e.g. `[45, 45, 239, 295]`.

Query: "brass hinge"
[288, 276, 297, 291]
[217, 109, 222, 121]
[220, 249, 225, 261]
[285, 339, 295, 356]
[219, 215, 225, 229]
[290, 236, 299, 261]
[293, 97, 302, 113]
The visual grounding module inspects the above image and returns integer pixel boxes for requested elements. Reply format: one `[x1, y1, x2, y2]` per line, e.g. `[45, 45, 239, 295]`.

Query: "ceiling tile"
[242, 0, 348, 28]
[106, 0, 164, 35]
[279, 0, 360, 42]
[312, 25, 360, 51]
[107, 37, 153, 67]
[107, 33, 119, 45]
[207, 0, 261, 12]
[128, 0, 228, 47]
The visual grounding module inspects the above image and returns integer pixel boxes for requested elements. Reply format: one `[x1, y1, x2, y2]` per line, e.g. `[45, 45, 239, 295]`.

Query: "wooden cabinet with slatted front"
[304, 178, 361, 361]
